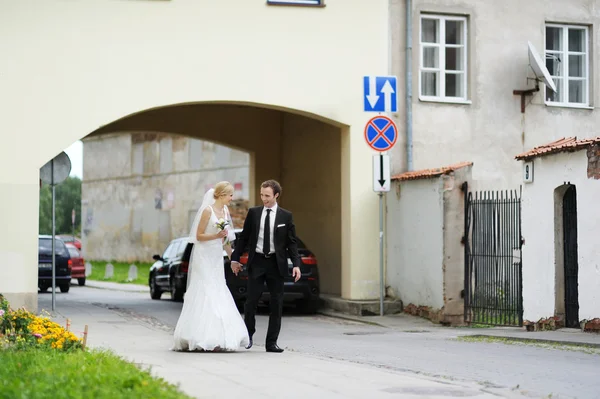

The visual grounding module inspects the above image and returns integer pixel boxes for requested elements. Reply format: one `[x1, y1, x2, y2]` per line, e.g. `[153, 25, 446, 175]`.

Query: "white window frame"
[544, 23, 591, 108]
[267, 0, 324, 6]
[419, 14, 469, 104]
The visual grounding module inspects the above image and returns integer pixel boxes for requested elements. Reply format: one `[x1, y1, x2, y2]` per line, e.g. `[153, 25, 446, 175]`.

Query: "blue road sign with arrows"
[363, 76, 397, 113]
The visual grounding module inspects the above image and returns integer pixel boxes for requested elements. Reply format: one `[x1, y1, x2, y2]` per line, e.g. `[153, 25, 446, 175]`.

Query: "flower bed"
[0, 294, 192, 398]
[0, 294, 82, 351]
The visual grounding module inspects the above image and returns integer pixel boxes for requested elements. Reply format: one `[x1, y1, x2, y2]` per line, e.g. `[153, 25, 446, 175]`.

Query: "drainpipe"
[406, 0, 413, 171]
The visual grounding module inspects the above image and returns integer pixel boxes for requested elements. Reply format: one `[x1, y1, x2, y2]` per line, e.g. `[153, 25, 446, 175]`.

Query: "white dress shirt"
[256, 203, 277, 254]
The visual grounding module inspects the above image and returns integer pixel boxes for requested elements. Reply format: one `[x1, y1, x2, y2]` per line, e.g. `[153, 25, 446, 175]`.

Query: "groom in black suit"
[231, 180, 301, 353]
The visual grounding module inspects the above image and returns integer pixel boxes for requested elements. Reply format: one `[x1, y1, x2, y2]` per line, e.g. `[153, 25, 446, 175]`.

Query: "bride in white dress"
[172, 181, 250, 352]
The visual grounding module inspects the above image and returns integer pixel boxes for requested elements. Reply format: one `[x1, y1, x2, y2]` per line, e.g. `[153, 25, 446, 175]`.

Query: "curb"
[463, 334, 600, 349]
[318, 311, 600, 348]
[85, 281, 149, 294]
[317, 310, 388, 328]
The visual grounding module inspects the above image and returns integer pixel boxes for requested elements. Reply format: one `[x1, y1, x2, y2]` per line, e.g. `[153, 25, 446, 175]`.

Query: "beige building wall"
[0, 0, 390, 310]
[81, 133, 250, 263]
[389, 0, 600, 190]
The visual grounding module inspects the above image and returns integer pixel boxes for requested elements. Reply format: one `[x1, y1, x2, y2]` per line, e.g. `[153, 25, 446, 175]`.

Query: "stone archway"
[86, 102, 346, 296]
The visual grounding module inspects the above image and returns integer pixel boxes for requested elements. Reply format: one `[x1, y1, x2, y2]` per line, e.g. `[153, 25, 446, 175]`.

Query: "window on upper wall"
[545, 24, 590, 108]
[267, 0, 323, 6]
[419, 14, 469, 103]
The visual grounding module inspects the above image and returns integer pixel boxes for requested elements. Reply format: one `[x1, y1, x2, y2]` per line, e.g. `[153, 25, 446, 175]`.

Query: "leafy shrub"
[0, 295, 81, 351]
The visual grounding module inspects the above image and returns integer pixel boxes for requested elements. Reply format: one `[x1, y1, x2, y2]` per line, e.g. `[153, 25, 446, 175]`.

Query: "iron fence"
[463, 184, 523, 326]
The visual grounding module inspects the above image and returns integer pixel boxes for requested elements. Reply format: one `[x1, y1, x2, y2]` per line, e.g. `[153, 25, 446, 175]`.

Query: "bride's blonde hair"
[213, 181, 234, 199]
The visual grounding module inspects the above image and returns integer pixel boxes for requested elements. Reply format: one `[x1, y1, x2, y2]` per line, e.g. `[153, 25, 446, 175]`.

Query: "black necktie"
[263, 209, 271, 254]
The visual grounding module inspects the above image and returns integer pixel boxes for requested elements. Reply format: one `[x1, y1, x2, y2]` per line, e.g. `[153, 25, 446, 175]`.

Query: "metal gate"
[563, 185, 579, 328]
[463, 183, 523, 326]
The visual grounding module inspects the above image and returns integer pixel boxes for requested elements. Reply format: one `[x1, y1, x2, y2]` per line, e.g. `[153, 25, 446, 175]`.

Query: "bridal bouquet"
[215, 218, 231, 245]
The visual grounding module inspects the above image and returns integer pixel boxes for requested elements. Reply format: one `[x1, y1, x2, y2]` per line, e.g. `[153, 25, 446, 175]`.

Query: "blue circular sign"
[364, 116, 398, 152]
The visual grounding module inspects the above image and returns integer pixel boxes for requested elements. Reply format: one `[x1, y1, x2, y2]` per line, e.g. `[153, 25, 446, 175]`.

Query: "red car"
[65, 243, 86, 286]
[59, 235, 82, 251]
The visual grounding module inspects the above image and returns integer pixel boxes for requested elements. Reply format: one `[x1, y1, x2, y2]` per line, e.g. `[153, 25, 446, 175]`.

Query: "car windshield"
[38, 238, 67, 256]
[67, 247, 80, 258]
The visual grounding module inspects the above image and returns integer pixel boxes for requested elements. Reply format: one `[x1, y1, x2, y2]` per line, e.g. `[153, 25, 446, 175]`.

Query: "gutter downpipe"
[406, 0, 413, 171]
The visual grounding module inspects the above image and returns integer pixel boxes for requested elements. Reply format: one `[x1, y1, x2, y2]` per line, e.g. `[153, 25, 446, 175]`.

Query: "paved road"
[41, 286, 599, 399]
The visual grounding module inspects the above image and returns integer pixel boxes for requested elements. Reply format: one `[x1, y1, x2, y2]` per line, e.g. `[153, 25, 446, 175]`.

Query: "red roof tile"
[515, 137, 600, 160]
[391, 161, 473, 181]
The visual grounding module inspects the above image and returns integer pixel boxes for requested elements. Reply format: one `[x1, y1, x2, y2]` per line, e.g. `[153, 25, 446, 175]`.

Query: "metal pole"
[406, 0, 413, 171]
[51, 159, 56, 311]
[379, 191, 384, 316]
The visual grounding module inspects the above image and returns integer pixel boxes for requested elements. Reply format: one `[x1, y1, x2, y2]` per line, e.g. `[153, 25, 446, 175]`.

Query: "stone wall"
[587, 144, 600, 179]
[82, 133, 250, 262]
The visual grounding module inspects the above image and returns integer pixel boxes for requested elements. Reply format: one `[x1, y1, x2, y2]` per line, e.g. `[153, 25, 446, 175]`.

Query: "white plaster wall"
[386, 178, 444, 309]
[0, 0, 390, 308]
[389, 0, 600, 190]
[521, 150, 600, 321]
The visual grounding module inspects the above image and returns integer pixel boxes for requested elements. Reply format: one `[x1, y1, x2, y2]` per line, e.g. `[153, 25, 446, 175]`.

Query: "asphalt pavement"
[38, 282, 600, 399]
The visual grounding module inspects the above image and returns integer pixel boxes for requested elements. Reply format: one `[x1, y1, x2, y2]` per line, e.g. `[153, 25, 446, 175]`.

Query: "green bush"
[0, 348, 193, 399]
[0, 296, 81, 351]
[0, 294, 8, 312]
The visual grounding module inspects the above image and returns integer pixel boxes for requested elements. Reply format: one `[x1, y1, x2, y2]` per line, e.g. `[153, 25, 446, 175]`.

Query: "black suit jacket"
[231, 205, 301, 277]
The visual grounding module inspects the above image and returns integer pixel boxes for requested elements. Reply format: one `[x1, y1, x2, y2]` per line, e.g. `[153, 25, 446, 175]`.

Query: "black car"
[225, 229, 321, 313]
[148, 231, 321, 313]
[38, 235, 71, 293]
[149, 237, 190, 302]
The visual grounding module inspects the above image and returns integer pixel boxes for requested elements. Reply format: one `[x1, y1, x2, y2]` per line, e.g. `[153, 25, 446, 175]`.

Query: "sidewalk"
[44, 299, 522, 399]
[319, 309, 600, 347]
[86, 279, 149, 293]
[85, 280, 600, 348]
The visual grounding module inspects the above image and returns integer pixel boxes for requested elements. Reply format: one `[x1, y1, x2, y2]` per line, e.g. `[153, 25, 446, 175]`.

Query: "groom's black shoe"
[266, 344, 284, 353]
[246, 337, 253, 350]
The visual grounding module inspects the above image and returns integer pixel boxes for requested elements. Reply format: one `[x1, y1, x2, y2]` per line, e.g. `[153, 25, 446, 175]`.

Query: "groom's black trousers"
[244, 254, 284, 346]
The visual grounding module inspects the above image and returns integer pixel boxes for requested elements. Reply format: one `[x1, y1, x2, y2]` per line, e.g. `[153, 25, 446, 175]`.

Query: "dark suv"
[38, 235, 72, 293]
[148, 232, 321, 313]
[149, 237, 189, 302]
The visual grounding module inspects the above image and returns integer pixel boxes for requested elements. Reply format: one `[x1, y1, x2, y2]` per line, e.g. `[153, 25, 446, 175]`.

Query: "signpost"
[363, 113, 398, 316]
[40, 152, 72, 311]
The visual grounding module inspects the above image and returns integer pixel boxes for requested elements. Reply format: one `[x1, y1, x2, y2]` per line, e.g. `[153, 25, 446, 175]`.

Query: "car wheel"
[150, 274, 162, 300]
[59, 283, 70, 293]
[170, 278, 184, 302]
[39, 285, 49, 293]
[77, 278, 86, 286]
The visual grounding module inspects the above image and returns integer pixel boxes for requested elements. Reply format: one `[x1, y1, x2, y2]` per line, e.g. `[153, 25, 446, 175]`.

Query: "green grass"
[463, 309, 521, 328]
[470, 324, 494, 328]
[455, 335, 600, 355]
[0, 347, 193, 399]
[87, 261, 152, 286]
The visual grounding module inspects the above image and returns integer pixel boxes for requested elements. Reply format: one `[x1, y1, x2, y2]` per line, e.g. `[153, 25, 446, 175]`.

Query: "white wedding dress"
[172, 199, 249, 352]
